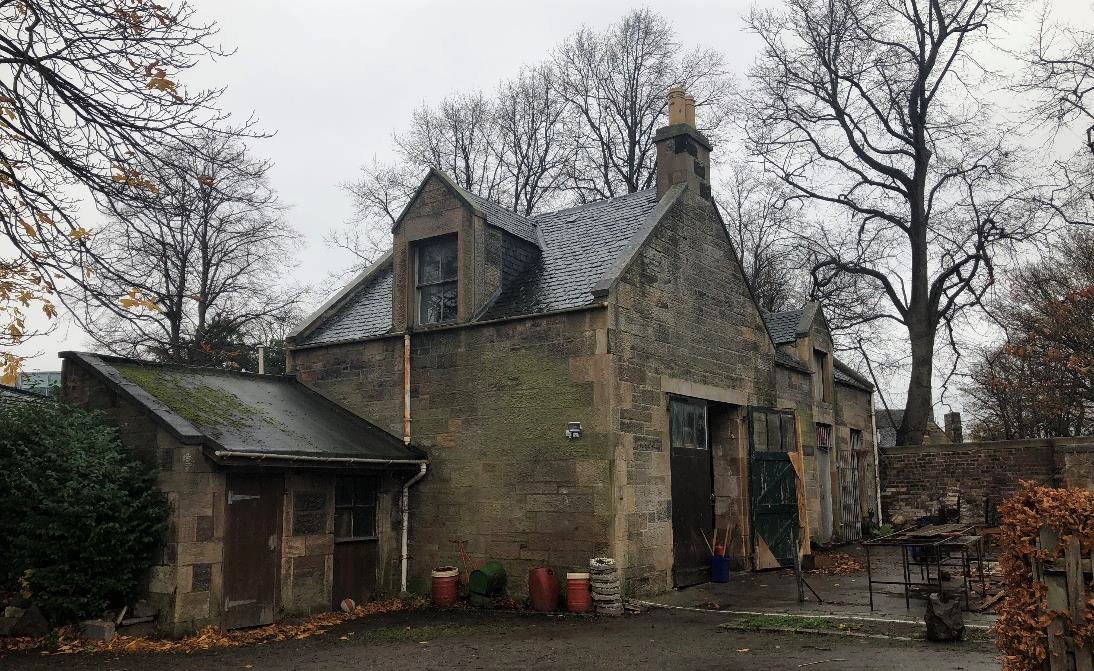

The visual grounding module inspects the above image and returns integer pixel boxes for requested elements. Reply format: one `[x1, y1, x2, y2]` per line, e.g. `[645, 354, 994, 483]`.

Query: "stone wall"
[62, 358, 404, 634]
[607, 190, 777, 593]
[774, 364, 878, 548]
[62, 359, 224, 635]
[289, 308, 615, 595]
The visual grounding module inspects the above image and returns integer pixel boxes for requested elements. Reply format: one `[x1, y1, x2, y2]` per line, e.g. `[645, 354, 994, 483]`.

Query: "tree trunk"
[898, 324, 935, 446]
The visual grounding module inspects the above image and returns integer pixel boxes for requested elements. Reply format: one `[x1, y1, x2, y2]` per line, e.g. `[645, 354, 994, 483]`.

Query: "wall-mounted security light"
[566, 422, 582, 440]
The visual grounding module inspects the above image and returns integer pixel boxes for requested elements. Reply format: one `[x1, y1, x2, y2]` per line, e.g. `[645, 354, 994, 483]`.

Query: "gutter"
[400, 463, 428, 593]
[212, 450, 429, 466]
[869, 395, 883, 523]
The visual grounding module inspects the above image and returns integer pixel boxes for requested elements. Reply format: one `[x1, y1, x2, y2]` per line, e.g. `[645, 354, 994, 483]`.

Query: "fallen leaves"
[808, 552, 865, 576]
[3, 596, 429, 655]
[996, 482, 1094, 671]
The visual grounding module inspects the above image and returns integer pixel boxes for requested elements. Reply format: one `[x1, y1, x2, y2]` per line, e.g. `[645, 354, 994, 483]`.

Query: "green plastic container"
[468, 561, 507, 597]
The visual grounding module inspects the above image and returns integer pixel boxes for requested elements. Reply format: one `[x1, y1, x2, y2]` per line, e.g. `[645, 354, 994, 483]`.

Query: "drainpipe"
[403, 334, 411, 445]
[399, 332, 424, 593]
[869, 393, 883, 523]
[401, 463, 427, 593]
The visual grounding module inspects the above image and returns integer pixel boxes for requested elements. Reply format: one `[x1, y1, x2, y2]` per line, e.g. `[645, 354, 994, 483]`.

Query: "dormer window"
[416, 235, 458, 325]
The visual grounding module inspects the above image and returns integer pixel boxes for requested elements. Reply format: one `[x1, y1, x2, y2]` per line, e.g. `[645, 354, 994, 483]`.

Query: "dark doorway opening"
[669, 397, 713, 588]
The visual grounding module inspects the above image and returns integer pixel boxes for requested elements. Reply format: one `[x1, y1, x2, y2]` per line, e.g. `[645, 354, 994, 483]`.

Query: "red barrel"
[566, 572, 592, 613]
[431, 566, 459, 607]
[528, 567, 560, 612]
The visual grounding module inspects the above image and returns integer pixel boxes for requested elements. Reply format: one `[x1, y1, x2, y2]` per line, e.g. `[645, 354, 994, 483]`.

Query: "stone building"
[60, 351, 426, 636]
[286, 88, 878, 595]
[763, 304, 879, 549]
[58, 89, 879, 633]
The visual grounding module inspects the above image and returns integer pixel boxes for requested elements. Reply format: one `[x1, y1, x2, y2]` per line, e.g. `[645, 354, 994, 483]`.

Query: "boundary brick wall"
[880, 438, 1094, 525]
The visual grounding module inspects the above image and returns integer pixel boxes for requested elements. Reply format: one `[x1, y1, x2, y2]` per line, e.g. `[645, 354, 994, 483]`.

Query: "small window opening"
[334, 477, 378, 541]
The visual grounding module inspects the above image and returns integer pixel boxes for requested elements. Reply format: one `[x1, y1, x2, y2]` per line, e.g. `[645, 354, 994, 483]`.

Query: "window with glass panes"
[417, 236, 458, 325]
[334, 477, 378, 540]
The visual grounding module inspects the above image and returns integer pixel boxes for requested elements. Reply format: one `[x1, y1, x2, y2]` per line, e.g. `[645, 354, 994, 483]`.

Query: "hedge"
[0, 401, 169, 624]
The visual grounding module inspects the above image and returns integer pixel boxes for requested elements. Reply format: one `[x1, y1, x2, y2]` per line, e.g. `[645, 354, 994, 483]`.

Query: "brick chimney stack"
[944, 411, 963, 443]
[654, 87, 712, 200]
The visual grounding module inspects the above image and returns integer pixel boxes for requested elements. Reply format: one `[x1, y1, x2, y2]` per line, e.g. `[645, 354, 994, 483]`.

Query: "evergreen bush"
[0, 401, 169, 624]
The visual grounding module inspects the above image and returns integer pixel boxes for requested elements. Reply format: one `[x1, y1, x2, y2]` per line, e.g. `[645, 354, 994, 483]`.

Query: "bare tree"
[0, 0, 253, 378]
[1016, 8, 1094, 227]
[718, 163, 806, 312]
[742, 0, 1048, 445]
[331, 9, 733, 273]
[396, 91, 506, 202]
[494, 64, 573, 216]
[554, 8, 733, 201]
[86, 135, 306, 366]
[329, 159, 417, 276]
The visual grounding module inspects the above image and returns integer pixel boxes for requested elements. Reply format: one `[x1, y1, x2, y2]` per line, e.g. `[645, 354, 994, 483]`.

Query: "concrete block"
[80, 619, 115, 642]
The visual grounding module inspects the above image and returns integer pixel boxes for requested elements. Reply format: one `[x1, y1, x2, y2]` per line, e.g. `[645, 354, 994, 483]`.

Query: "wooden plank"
[1047, 619, 1068, 671]
[1069, 537, 1094, 671]
[1066, 536, 1085, 623]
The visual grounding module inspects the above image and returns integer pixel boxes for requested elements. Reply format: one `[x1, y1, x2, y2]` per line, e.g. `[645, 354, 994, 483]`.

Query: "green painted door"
[748, 408, 800, 569]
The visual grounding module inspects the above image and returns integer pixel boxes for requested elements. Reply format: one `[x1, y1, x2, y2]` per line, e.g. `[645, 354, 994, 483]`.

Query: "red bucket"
[431, 566, 459, 607]
[566, 572, 592, 613]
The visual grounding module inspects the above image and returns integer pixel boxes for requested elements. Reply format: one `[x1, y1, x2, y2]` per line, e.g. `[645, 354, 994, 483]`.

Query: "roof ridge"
[531, 188, 657, 221]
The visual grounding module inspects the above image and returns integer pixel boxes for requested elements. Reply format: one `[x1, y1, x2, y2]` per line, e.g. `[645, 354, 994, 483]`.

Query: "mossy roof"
[62, 352, 424, 463]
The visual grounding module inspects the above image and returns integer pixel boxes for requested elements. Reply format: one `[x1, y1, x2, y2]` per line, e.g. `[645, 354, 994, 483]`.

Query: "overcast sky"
[15, 0, 1092, 385]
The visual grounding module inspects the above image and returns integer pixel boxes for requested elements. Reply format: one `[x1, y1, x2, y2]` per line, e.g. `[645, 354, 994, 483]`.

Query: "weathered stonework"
[291, 308, 614, 594]
[61, 358, 405, 636]
[606, 190, 777, 592]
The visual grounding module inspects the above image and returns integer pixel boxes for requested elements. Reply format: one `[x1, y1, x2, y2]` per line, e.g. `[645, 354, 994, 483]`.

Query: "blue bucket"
[710, 555, 731, 583]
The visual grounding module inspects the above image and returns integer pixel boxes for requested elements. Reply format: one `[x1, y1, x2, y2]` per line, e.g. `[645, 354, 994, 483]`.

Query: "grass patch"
[729, 615, 859, 633]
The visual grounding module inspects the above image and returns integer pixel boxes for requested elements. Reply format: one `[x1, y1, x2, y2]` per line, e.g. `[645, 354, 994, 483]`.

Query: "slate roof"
[296, 187, 661, 346]
[302, 262, 394, 344]
[453, 184, 540, 248]
[763, 309, 804, 345]
[774, 349, 810, 373]
[482, 189, 659, 320]
[833, 360, 873, 391]
[61, 352, 425, 464]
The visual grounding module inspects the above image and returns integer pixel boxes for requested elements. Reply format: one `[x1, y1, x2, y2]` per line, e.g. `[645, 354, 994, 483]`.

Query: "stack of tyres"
[588, 557, 623, 616]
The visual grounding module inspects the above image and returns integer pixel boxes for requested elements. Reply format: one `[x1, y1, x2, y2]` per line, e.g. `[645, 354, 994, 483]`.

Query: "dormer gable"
[390, 169, 540, 331]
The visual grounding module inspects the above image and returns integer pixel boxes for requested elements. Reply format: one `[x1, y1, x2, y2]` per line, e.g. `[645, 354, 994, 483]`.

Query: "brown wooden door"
[224, 474, 282, 629]
[331, 476, 380, 608]
[669, 397, 713, 588]
[332, 541, 379, 608]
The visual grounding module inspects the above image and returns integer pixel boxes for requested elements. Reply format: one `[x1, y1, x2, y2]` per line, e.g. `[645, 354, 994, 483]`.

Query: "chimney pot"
[668, 87, 687, 126]
[684, 95, 696, 127]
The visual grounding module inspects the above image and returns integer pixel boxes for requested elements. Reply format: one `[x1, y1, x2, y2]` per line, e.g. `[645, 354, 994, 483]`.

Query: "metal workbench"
[863, 523, 987, 610]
